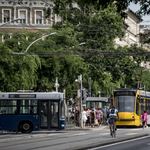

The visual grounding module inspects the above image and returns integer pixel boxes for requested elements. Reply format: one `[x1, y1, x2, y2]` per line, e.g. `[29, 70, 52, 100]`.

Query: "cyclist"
[109, 106, 119, 136]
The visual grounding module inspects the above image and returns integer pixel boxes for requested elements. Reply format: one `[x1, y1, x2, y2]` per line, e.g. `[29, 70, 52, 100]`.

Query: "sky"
[129, 3, 150, 25]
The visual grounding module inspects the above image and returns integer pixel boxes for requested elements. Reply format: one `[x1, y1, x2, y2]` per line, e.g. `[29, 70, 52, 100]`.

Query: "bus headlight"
[132, 114, 134, 118]
[61, 124, 64, 127]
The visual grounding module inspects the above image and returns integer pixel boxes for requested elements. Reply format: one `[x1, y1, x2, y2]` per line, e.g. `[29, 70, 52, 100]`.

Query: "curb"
[63, 126, 108, 131]
[72, 134, 149, 150]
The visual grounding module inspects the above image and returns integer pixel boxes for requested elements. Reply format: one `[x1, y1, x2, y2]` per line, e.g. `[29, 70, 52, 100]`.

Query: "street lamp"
[75, 74, 83, 128]
[0, 18, 21, 27]
[78, 42, 86, 46]
[25, 32, 57, 52]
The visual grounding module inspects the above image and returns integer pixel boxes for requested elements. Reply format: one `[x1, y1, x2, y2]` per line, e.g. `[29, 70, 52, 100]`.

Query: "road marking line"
[88, 135, 150, 150]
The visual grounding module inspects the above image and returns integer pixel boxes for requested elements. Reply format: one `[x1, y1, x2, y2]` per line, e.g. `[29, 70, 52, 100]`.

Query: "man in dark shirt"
[75, 106, 80, 127]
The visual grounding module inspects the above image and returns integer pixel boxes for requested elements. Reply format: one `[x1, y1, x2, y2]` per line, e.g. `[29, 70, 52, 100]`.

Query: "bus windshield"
[115, 96, 135, 112]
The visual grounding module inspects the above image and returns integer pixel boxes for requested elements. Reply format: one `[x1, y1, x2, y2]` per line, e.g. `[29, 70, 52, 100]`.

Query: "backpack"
[111, 108, 115, 114]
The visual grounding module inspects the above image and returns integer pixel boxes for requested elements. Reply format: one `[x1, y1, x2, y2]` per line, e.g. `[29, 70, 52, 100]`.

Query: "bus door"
[40, 101, 49, 129]
[50, 101, 59, 129]
[39, 101, 59, 130]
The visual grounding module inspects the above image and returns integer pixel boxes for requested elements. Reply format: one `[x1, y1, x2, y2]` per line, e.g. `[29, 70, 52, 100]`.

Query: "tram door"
[40, 101, 59, 129]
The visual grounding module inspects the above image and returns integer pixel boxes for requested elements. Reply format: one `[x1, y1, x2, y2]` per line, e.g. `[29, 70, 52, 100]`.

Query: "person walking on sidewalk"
[75, 106, 80, 127]
[86, 107, 91, 127]
[82, 108, 87, 128]
[103, 106, 108, 125]
[71, 108, 75, 124]
[142, 110, 148, 129]
[95, 108, 101, 126]
[90, 108, 95, 128]
[100, 108, 103, 125]
[106, 105, 110, 125]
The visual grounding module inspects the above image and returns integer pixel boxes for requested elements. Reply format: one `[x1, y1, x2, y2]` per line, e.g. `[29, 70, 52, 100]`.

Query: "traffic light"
[73, 90, 77, 99]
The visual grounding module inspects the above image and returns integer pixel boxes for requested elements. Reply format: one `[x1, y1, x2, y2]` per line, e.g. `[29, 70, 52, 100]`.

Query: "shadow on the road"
[117, 125, 145, 129]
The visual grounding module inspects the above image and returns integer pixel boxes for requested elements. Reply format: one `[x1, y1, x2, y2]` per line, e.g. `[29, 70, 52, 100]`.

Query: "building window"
[4, 10, 10, 23]
[20, 11, 26, 24]
[36, 11, 42, 24]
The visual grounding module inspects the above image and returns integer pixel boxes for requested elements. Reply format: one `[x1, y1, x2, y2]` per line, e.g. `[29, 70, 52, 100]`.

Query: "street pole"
[80, 74, 83, 128]
[54, 77, 59, 92]
[25, 32, 57, 52]
[89, 77, 91, 97]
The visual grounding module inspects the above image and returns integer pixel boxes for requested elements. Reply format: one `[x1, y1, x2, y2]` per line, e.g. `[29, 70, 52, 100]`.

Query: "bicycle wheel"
[111, 125, 114, 137]
[113, 125, 116, 137]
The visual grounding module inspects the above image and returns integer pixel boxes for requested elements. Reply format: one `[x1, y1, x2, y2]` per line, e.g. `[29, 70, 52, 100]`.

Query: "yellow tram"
[110, 88, 150, 126]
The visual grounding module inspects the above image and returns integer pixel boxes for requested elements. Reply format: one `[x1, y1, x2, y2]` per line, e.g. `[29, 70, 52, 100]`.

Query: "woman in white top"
[82, 108, 87, 128]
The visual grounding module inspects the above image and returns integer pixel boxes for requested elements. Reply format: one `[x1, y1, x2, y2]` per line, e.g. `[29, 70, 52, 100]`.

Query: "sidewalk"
[65, 124, 108, 131]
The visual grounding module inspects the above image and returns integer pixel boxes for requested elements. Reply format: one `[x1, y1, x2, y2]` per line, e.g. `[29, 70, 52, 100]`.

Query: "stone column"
[29, 7, 32, 24]
[13, 6, 16, 24]
[50, 7, 53, 26]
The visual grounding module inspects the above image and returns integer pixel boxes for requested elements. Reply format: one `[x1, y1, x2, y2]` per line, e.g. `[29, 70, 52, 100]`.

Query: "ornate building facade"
[0, 0, 60, 33]
[115, 8, 142, 47]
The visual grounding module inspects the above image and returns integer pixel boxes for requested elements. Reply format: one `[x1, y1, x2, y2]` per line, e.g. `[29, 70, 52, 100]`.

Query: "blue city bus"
[0, 91, 65, 133]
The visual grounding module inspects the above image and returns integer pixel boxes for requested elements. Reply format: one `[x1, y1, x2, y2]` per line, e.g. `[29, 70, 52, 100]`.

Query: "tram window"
[136, 99, 139, 115]
[114, 98, 118, 110]
[146, 99, 150, 115]
[140, 99, 145, 114]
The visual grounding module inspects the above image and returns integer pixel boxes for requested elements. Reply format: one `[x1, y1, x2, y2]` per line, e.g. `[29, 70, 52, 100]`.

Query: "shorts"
[71, 117, 74, 120]
[109, 116, 117, 125]
[83, 119, 87, 123]
[142, 121, 146, 126]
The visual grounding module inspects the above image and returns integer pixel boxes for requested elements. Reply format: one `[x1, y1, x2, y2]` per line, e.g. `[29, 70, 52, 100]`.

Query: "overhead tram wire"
[8, 51, 150, 57]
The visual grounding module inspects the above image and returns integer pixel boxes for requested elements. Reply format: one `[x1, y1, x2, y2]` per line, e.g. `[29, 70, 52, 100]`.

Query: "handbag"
[94, 119, 98, 125]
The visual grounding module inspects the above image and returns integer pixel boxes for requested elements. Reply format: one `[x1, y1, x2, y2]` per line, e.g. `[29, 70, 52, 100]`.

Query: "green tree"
[0, 33, 41, 92]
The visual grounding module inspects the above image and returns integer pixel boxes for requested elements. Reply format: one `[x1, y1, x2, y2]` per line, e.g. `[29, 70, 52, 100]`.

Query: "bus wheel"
[20, 122, 33, 133]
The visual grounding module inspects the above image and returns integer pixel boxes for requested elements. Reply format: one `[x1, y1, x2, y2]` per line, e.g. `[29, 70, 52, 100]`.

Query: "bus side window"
[136, 98, 139, 116]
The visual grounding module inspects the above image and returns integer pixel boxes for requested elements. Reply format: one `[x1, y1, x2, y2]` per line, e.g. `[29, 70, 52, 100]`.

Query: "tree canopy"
[0, 0, 150, 99]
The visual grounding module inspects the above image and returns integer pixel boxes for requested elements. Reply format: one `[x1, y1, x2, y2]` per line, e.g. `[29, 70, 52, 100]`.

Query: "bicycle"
[110, 118, 116, 137]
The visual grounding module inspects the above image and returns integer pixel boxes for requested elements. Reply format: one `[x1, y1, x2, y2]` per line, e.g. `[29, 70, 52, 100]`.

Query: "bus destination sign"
[9, 94, 36, 98]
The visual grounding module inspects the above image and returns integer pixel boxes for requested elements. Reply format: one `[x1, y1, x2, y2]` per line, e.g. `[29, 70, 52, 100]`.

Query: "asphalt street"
[0, 127, 149, 150]
[89, 136, 150, 150]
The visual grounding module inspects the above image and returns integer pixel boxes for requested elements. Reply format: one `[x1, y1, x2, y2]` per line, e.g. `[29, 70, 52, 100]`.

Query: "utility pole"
[89, 77, 91, 97]
[79, 75, 83, 128]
